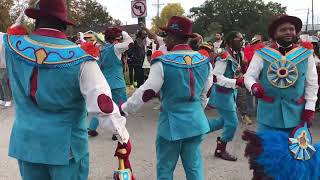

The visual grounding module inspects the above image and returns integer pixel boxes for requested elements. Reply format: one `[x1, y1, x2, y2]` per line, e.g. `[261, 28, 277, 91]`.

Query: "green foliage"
[70, 0, 120, 33]
[151, 3, 185, 34]
[190, 0, 286, 39]
[0, 0, 15, 32]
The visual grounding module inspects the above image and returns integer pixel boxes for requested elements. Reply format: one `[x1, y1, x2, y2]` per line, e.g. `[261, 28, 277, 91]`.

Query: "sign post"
[131, 0, 147, 25]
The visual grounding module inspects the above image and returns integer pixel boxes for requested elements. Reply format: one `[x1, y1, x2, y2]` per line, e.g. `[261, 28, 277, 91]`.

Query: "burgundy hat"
[268, 15, 302, 39]
[25, 0, 75, 25]
[104, 27, 123, 40]
[160, 16, 196, 38]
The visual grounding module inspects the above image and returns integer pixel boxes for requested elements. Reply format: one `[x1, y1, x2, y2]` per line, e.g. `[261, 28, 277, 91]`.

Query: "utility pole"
[306, 8, 310, 32]
[311, 0, 314, 31]
[153, 0, 164, 18]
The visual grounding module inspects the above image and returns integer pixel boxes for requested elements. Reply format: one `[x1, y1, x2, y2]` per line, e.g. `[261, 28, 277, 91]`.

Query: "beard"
[275, 36, 296, 47]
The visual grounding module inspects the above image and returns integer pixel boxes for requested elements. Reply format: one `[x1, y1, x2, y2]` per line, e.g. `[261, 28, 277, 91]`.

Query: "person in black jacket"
[127, 30, 147, 88]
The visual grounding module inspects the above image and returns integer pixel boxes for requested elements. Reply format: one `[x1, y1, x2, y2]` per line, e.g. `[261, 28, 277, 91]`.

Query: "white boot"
[0, 100, 5, 106]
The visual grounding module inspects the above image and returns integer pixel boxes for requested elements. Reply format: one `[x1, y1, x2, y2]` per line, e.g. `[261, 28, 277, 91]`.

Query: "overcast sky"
[97, 0, 320, 27]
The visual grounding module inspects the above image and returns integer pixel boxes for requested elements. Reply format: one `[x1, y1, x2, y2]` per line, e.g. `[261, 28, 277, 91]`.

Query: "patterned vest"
[4, 34, 94, 165]
[152, 50, 211, 141]
[100, 43, 126, 89]
[255, 46, 312, 128]
[208, 52, 240, 111]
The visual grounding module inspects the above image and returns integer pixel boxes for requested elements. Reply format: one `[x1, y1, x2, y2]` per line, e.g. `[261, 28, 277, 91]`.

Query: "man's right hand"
[251, 83, 265, 98]
[114, 139, 132, 160]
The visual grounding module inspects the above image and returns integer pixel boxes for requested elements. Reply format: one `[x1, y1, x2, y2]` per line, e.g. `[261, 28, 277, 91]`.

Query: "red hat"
[160, 16, 196, 38]
[104, 27, 123, 40]
[25, 0, 75, 25]
[268, 15, 302, 39]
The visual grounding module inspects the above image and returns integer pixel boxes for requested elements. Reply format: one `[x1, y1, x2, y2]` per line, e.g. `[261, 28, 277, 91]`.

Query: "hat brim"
[25, 8, 75, 26]
[250, 39, 260, 44]
[268, 16, 302, 39]
[159, 27, 197, 38]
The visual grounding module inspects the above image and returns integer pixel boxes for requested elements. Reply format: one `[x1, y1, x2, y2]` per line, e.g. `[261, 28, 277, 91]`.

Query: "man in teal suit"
[0, 0, 133, 179]
[120, 16, 213, 180]
[244, 15, 318, 133]
[87, 27, 133, 138]
[207, 31, 245, 161]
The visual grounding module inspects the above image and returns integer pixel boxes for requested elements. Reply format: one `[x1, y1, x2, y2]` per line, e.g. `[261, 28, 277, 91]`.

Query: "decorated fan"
[242, 123, 320, 180]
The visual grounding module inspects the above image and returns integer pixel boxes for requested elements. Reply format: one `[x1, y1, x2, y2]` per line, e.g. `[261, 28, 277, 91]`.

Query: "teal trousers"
[18, 154, 89, 180]
[208, 108, 239, 142]
[156, 135, 205, 180]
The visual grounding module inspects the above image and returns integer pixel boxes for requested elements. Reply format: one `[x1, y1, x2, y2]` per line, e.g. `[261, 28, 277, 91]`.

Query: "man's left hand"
[301, 109, 315, 127]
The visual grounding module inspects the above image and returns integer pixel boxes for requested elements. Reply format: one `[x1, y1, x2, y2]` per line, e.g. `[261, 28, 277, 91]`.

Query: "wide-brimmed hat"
[159, 16, 196, 38]
[104, 27, 122, 40]
[25, 0, 75, 25]
[250, 37, 260, 44]
[268, 15, 302, 39]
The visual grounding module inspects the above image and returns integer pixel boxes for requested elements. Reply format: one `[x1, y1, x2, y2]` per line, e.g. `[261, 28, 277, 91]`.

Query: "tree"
[190, 0, 286, 39]
[151, 3, 185, 34]
[0, 0, 14, 32]
[70, 0, 120, 33]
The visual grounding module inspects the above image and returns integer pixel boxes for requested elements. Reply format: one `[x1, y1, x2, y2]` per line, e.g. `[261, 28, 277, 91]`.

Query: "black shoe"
[112, 134, 118, 141]
[88, 129, 98, 137]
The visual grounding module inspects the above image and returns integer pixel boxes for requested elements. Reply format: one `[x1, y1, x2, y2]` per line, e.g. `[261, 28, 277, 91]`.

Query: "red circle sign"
[132, 1, 146, 17]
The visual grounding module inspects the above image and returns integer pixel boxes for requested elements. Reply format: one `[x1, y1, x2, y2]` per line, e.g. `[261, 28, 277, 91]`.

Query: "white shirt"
[213, 60, 237, 89]
[122, 61, 214, 115]
[244, 50, 319, 111]
[314, 54, 320, 65]
[113, 31, 133, 60]
[0, 32, 129, 144]
[156, 36, 168, 54]
[214, 40, 223, 49]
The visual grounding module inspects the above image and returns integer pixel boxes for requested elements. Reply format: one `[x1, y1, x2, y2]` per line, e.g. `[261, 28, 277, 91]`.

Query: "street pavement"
[0, 97, 319, 180]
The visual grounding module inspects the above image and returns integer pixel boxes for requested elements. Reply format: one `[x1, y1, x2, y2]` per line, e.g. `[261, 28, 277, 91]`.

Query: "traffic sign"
[131, 0, 147, 18]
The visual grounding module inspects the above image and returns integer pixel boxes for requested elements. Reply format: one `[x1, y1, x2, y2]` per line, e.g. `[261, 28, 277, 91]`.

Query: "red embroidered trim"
[171, 44, 192, 51]
[142, 89, 156, 102]
[33, 28, 67, 39]
[296, 96, 305, 105]
[189, 68, 195, 101]
[97, 94, 114, 113]
[217, 87, 230, 94]
[30, 68, 38, 104]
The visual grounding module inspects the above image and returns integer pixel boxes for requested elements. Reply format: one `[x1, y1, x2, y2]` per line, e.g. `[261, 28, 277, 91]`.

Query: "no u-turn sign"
[131, 0, 147, 18]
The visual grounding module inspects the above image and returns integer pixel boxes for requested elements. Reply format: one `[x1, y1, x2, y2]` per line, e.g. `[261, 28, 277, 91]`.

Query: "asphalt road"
[0, 98, 319, 180]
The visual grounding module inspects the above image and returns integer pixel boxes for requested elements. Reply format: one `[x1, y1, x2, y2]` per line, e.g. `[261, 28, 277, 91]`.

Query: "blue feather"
[255, 131, 320, 180]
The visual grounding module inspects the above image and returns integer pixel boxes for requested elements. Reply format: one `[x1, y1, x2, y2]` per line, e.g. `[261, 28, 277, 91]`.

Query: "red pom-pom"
[198, 49, 209, 57]
[219, 51, 229, 59]
[150, 50, 164, 62]
[80, 42, 99, 58]
[254, 43, 265, 50]
[7, 25, 28, 35]
[300, 41, 313, 50]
